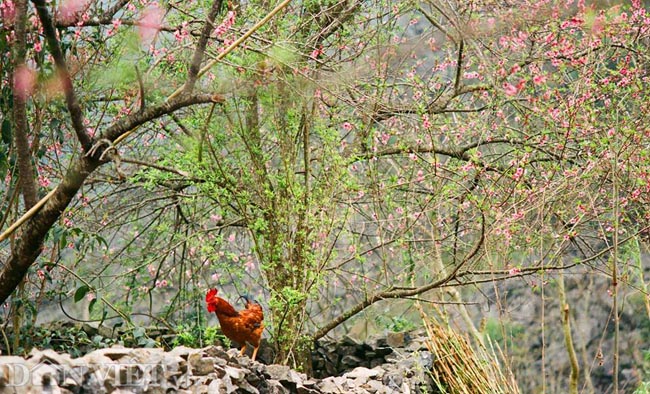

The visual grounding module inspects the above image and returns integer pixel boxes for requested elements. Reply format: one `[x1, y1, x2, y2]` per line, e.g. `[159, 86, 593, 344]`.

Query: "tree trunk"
[0, 157, 100, 304]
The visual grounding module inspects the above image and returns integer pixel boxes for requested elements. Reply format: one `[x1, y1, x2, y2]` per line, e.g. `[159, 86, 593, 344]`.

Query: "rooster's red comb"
[206, 288, 218, 301]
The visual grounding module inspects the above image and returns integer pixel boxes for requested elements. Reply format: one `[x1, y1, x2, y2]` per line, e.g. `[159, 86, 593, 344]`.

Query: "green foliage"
[637, 350, 650, 394]
[6, 323, 115, 358]
[482, 318, 525, 350]
[129, 326, 158, 348]
[635, 382, 650, 394]
[170, 324, 229, 348]
[374, 315, 417, 333]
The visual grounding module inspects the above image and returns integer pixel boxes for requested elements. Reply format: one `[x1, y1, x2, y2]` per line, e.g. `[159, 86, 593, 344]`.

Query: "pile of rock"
[0, 343, 435, 393]
[312, 331, 430, 378]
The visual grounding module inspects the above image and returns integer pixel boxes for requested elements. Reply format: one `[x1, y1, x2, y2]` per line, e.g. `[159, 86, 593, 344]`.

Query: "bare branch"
[453, 39, 464, 93]
[168, 0, 293, 100]
[184, 0, 224, 94]
[0, 93, 224, 304]
[313, 213, 485, 340]
[31, 0, 92, 151]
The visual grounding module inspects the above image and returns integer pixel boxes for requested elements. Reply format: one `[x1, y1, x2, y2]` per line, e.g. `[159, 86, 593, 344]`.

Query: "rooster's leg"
[251, 345, 259, 362]
[239, 345, 247, 357]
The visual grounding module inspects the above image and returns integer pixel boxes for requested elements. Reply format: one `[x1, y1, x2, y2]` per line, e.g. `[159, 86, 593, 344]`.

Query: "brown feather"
[205, 288, 264, 360]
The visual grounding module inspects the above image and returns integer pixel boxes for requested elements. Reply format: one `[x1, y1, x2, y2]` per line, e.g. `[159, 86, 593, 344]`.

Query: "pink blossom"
[0, 1, 16, 24]
[509, 64, 520, 75]
[422, 114, 431, 128]
[214, 11, 236, 37]
[14, 65, 37, 101]
[427, 37, 437, 50]
[38, 174, 50, 188]
[33, 41, 42, 53]
[516, 79, 526, 91]
[533, 74, 546, 85]
[139, 5, 164, 43]
[503, 82, 518, 96]
[310, 47, 322, 59]
[508, 267, 521, 276]
[174, 22, 189, 42]
[107, 19, 122, 36]
[416, 170, 424, 183]
[58, 0, 90, 24]
[512, 167, 524, 181]
[342, 122, 353, 131]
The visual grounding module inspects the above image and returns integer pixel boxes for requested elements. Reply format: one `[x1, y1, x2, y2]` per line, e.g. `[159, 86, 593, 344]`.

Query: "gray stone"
[365, 379, 385, 393]
[382, 372, 403, 390]
[406, 338, 428, 352]
[266, 364, 291, 380]
[340, 354, 363, 367]
[168, 346, 196, 359]
[0, 330, 453, 394]
[385, 332, 407, 348]
[86, 347, 133, 361]
[188, 353, 216, 376]
[344, 367, 381, 380]
[319, 376, 345, 393]
[224, 365, 247, 381]
[417, 351, 433, 370]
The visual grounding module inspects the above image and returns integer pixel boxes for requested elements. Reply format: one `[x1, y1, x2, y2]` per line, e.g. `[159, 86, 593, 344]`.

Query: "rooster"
[205, 288, 264, 361]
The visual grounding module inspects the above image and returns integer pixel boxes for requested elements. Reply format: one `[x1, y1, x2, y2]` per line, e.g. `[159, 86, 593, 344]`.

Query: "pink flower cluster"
[214, 11, 236, 37]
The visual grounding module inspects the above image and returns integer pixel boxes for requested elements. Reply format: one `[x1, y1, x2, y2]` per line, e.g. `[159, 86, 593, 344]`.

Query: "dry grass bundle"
[422, 316, 520, 394]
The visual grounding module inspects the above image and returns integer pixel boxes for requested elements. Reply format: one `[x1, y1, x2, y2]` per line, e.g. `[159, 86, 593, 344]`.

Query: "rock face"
[0, 343, 435, 393]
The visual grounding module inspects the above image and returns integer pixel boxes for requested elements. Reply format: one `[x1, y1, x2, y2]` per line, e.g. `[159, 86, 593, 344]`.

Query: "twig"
[168, 0, 293, 100]
[0, 188, 58, 242]
[31, 0, 91, 151]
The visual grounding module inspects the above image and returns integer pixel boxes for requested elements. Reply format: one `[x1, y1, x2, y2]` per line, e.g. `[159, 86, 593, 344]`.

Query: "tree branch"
[184, 0, 224, 94]
[12, 0, 39, 209]
[312, 213, 485, 340]
[0, 93, 224, 304]
[31, 0, 92, 151]
[167, 0, 293, 100]
[103, 93, 224, 143]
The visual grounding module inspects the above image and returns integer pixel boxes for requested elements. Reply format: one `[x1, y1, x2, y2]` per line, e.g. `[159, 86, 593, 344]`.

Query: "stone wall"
[312, 331, 429, 378]
[0, 336, 436, 393]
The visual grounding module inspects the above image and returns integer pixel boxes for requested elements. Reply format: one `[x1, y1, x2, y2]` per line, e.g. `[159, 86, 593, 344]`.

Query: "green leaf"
[88, 298, 97, 314]
[1, 119, 11, 145]
[74, 285, 90, 303]
[133, 326, 146, 339]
